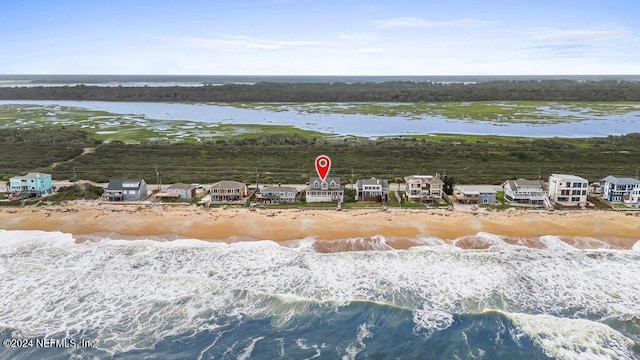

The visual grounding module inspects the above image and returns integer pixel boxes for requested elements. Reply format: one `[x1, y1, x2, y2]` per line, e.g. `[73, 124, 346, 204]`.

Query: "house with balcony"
[305, 177, 344, 203]
[105, 179, 148, 201]
[8, 172, 53, 197]
[210, 180, 248, 203]
[600, 176, 640, 204]
[256, 185, 299, 204]
[404, 175, 444, 203]
[356, 178, 389, 202]
[548, 174, 588, 205]
[503, 179, 546, 206]
[453, 185, 497, 204]
[165, 183, 197, 199]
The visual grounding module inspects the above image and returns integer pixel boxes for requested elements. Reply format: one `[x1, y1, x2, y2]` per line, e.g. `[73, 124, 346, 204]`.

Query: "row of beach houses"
[6, 172, 640, 208]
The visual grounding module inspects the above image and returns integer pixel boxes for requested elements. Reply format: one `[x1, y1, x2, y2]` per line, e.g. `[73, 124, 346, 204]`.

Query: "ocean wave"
[505, 311, 637, 360]
[1, 229, 640, 358]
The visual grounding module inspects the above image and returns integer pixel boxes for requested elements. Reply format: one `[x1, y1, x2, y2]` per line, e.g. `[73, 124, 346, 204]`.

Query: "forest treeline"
[1, 80, 640, 102]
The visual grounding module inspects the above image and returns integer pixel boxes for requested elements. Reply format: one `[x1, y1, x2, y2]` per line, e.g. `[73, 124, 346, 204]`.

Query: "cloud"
[530, 29, 627, 43]
[523, 28, 628, 60]
[180, 34, 388, 56]
[336, 32, 376, 41]
[526, 44, 593, 59]
[183, 34, 329, 51]
[356, 47, 385, 54]
[374, 17, 497, 28]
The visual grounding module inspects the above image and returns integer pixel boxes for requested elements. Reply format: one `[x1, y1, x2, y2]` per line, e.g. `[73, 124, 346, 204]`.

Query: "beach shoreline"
[1, 204, 639, 249]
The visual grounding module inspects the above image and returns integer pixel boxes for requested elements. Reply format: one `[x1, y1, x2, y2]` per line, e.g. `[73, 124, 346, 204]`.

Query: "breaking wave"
[0, 229, 639, 359]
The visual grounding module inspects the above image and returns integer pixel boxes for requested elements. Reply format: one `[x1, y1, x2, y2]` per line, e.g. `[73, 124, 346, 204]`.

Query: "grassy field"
[226, 101, 640, 124]
[0, 104, 329, 144]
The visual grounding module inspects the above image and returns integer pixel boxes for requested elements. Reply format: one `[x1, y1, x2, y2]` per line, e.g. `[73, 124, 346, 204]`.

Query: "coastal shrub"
[4, 127, 639, 186]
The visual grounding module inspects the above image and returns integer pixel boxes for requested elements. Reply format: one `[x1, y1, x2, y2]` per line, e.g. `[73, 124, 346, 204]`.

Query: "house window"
[571, 197, 580, 202]
[582, 190, 587, 195]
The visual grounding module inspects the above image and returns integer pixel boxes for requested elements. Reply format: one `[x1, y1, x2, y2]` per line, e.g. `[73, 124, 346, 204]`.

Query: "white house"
[548, 174, 588, 205]
[306, 177, 344, 203]
[600, 176, 640, 204]
[503, 179, 546, 206]
[257, 185, 299, 204]
[404, 175, 443, 203]
[356, 178, 389, 202]
[166, 183, 197, 199]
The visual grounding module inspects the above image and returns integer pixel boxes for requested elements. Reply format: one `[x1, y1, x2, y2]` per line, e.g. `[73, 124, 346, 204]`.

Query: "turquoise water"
[1, 230, 639, 359]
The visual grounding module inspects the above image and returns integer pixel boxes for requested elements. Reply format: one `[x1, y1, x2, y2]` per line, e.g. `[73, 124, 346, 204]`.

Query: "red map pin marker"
[315, 155, 331, 181]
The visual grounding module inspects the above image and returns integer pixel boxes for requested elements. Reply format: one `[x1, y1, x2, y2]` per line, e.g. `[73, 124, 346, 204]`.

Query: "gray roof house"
[306, 177, 344, 203]
[356, 178, 389, 202]
[600, 176, 640, 204]
[503, 179, 546, 206]
[105, 179, 148, 201]
[257, 185, 299, 204]
[453, 185, 497, 204]
[165, 183, 197, 199]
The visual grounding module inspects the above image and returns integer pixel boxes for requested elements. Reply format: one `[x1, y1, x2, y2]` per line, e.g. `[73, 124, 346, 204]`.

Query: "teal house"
[9, 172, 53, 196]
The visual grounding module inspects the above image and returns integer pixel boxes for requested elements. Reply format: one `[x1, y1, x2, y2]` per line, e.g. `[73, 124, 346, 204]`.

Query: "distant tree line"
[1, 80, 640, 102]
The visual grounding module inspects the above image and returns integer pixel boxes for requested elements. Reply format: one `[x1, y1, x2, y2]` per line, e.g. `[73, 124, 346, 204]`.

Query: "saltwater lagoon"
[1, 100, 639, 138]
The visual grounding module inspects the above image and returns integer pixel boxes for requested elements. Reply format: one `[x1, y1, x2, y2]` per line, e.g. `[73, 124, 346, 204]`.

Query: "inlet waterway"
[1, 100, 639, 138]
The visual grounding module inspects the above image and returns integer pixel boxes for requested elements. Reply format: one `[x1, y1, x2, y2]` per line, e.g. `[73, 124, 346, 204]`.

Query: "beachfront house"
[305, 177, 344, 203]
[404, 175, 444, 203]
[8, 172, 53, 197]
[453, 185, 497, 204]
[502, 178, 546, 206]
[165, 183, 197, 199]
[356, 178, 389, 202]
[256, 185, 299, 204]
[600, 176, 640, 204]
[210, 180, 248, 203]
[105, 179, 148, 201]
[548, 174, 588, 205]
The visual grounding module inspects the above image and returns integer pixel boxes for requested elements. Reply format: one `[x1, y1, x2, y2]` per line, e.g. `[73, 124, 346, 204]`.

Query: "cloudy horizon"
[2, 0, 638, 75]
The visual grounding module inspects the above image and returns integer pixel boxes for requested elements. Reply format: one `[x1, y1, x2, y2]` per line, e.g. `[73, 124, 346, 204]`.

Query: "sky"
[1, 0, 639, 75]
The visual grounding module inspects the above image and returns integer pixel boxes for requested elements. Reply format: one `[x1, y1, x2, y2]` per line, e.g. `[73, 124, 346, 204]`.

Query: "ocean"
[1, 230, 639, 359]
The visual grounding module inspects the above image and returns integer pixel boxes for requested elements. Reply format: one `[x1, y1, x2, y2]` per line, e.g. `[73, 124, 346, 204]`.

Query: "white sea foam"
[1, 229, 640, 355]
[237, 336, 264, 360]
[345, 235, 393, 251]
[539, 235, 576, 251]
[295, 236, 317, 252]
[342, 323, 373, 360]
[633, 240, 640, 251]
[476, 232, 510, 247]
[414, 235, 448, 247]
[506, 311, 636, 360]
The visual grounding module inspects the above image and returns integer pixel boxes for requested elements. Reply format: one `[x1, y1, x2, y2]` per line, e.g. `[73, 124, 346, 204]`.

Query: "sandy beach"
[1, 204, 639, 249]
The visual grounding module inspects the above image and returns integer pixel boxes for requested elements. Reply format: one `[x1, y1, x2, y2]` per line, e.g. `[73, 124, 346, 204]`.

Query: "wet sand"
[1, 205, 639, 249]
